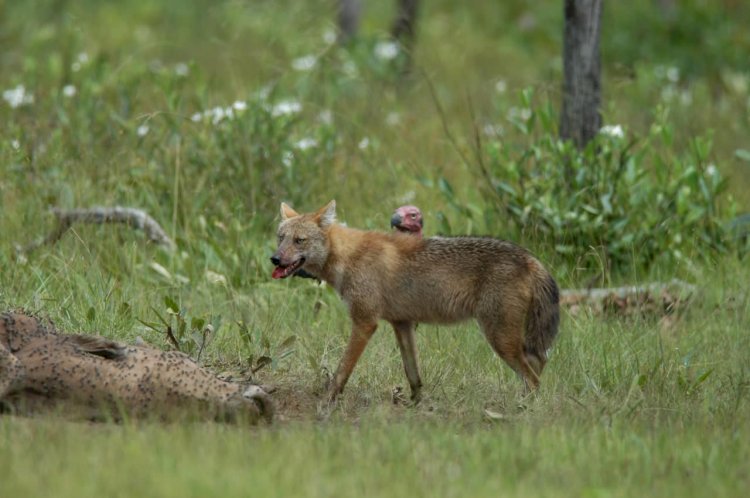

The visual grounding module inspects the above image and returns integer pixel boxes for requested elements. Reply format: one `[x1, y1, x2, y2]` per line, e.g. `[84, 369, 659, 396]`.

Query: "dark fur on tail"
[524, 273, 560, 375]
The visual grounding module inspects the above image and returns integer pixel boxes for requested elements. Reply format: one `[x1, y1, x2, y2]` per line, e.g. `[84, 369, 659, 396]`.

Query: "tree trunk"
[391, 0, 420, 72]
[391, 0, 419, 47]
[338, 0, 362, 43]
[560, 0, 603, 149]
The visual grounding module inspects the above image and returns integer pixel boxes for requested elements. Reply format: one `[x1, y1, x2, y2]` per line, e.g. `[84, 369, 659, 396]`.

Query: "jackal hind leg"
[327, 320, 378, 403]
[390, 320, 423, 403]
[478, 315, 541, 392]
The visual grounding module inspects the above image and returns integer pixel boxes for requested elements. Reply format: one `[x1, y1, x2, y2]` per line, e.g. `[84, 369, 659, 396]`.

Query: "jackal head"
[270, 200, 336, 279]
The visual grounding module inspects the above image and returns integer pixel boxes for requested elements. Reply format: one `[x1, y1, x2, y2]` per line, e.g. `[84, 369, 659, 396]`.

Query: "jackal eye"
[293, 237, 306, 245]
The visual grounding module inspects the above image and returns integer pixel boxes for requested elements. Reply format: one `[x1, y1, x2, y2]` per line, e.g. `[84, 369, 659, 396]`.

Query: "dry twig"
[17, 206, 175, 254]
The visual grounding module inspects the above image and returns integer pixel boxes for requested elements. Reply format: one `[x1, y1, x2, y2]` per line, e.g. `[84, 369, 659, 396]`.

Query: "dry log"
[17, 206, 175, 254]
[561, 279, 696, 316]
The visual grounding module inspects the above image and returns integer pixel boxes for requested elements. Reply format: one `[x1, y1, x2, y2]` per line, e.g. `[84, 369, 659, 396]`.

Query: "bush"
[453, 89, 735, 272]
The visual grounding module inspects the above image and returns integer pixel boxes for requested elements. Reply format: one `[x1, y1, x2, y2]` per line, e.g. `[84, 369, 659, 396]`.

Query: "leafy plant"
[457, 89, 736, 272]
[138, 296, 221, 360]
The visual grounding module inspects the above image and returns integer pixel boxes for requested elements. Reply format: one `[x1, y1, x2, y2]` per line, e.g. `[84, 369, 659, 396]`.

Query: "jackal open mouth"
[271, 258, 305, 279]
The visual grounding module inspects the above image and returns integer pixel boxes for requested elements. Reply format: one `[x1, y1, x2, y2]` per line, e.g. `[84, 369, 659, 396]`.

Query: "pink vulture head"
[390, 205, 423, 238]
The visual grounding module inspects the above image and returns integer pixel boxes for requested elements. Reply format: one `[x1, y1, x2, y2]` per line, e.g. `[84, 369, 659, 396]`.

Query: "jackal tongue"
[272, 266, 288, 279]
[272, 260, 301, 279]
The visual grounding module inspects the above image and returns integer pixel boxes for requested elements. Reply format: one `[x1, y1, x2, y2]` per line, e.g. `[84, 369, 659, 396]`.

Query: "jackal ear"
[316, 200, 336, 228]
[280, 202, 299, 221]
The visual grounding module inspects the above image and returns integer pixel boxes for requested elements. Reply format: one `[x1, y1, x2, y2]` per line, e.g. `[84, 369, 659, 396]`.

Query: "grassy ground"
[1, 0, 749, 496]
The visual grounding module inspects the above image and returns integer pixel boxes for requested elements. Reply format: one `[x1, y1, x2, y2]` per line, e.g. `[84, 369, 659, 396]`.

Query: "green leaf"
[438, 177, 454, 199]
[278, 335, 297, 351]
[735, 149, 750, 162]
[191, 317, 206, 331]
[254, 356, 272, 371]
[164, 296, 179, 314]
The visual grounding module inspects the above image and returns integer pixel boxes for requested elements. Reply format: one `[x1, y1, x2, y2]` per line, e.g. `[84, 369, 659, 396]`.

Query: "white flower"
[136, 125, 149, 137]
[318, 109, 333, 125]
[282, 151, 294, 167]
[495, 79, 507, 94]
[272, 100, 302, 117]
[482, 123, 504, 137]
[258, 85, 272, 100]
[599, 124, 624, 138]
[210, 106, 226, 124]
[191, 112, 203, 122]
[72, 52, 89, 72]
[374, 41, 400, 60]
[358, 137, 370, 150]
[706, 164, 718, 177]
[294, 138, 318, 150]
[385, 112, 401, 126]
[232, 100, 247, 112]
[507, 107, 531, 121]
[3, 85, 34, 108]
[205, 270, 227, 286]
[62, 84, 77, 97]
[11, 139, 20, 151]
[292, 55, 317, 71]
[666, 66, 680, 83]
[724, 71, 748, 94]
[174, 62, 189, 76]
[322, 29, 337, 45]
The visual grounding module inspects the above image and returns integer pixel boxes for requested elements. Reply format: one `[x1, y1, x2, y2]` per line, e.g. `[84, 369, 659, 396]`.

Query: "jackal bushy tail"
[524, 273, 560, 375]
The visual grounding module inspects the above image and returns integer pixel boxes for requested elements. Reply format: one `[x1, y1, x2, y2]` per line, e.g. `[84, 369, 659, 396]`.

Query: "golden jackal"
[271, 201, 559, 403]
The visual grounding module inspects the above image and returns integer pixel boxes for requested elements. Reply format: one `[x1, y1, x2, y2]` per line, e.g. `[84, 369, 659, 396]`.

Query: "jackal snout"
[270, 249, 305, 279]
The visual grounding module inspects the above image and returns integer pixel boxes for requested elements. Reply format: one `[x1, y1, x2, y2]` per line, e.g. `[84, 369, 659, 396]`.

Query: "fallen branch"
[561, 279, 696, 316]
[17, 206, 175, 254]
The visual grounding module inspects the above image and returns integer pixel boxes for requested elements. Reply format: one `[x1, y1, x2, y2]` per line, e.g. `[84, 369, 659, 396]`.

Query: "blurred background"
[1, 0, 749, 302]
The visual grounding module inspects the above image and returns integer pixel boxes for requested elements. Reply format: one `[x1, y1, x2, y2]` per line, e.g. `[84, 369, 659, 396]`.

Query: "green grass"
[2, 0, 750, 496]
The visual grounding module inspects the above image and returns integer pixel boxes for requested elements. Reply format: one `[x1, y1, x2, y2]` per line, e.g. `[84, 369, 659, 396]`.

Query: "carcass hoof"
[242, 385, 275, 424]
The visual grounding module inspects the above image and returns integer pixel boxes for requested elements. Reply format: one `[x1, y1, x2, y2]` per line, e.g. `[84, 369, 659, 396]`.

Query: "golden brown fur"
[271, 201, 560, 404]
[0, 311, 273, 423]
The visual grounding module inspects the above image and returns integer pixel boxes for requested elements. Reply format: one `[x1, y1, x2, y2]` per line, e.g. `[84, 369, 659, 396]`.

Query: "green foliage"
[136, 295, 221, 358]
[466, 90, 735, 272]
[606, 0, 750, 80]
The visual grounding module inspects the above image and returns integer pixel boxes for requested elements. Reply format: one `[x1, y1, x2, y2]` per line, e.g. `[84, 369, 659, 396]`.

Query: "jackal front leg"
[390, 320, 423, 403]
[327, 320, 378, 403]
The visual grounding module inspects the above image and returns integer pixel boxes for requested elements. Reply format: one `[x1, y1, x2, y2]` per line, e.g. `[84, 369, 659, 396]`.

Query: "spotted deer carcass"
[0, 310, 272, 423]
